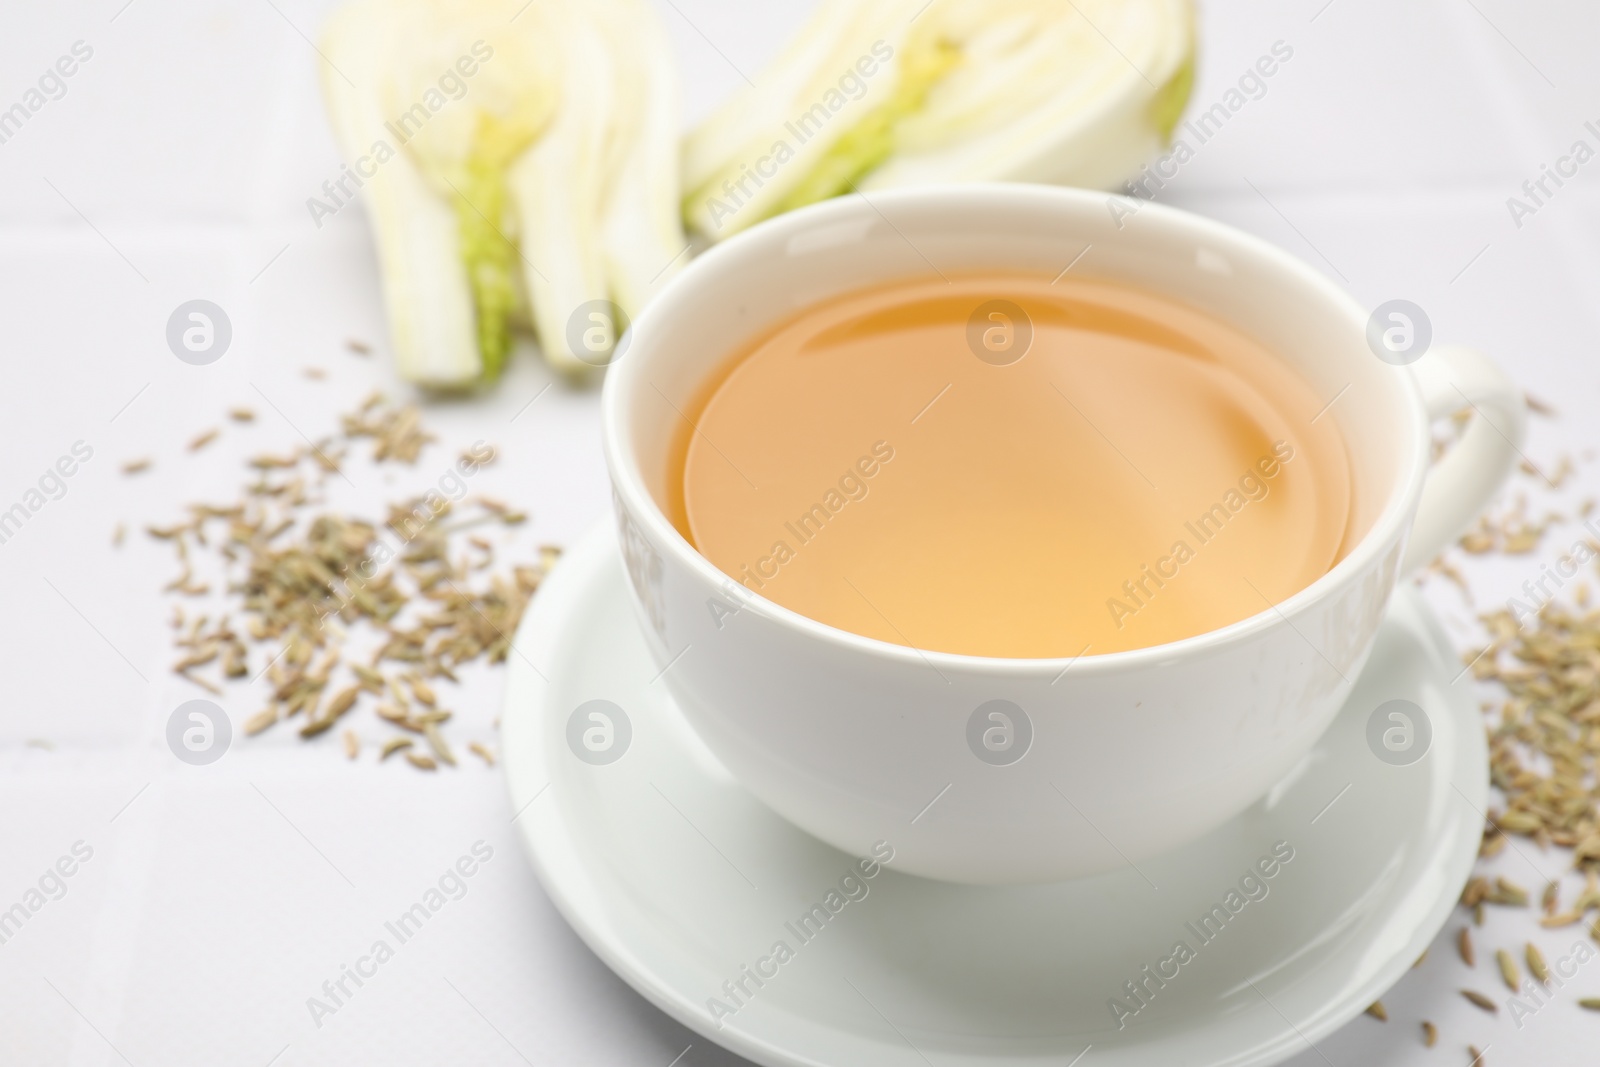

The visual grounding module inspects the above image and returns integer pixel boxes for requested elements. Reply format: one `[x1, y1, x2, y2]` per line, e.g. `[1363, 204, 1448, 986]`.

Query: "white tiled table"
[2, 1, 1596, 1064]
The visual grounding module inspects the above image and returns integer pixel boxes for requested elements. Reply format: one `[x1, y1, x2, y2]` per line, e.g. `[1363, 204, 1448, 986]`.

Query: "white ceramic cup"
[601, 185, 1524, 884]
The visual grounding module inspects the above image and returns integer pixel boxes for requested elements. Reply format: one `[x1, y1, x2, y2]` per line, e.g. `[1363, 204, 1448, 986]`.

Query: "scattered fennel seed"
[148, 393, 554, 769]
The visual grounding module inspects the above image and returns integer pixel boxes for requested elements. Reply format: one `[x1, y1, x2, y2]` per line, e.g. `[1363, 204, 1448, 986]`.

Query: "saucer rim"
[503, 522, 1487, 1067]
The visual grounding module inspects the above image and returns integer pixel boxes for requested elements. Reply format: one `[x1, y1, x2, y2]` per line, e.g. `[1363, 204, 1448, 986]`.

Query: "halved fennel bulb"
[320, 0, 685, 383]
[682, 0, 1194, 240]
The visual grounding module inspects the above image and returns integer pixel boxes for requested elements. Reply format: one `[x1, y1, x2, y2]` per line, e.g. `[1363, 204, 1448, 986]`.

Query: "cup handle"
[1399, 344, 1528, 574]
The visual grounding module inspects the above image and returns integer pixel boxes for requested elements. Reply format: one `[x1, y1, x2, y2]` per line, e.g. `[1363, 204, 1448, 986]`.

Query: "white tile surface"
[1, 1, 1597, 1064]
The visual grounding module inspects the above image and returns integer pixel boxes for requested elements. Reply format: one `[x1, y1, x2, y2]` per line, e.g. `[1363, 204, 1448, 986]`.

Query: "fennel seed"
[376, 704, 410, 726]
[244, 708, 278, 735]
[407, 673, 437, 707]
[1495, 949, 1520, 991]
[324, 685, 361, 720]
[422, 723, 455, 767]
[147, 392, 553, 768]
[1527, 942, 1551, 985]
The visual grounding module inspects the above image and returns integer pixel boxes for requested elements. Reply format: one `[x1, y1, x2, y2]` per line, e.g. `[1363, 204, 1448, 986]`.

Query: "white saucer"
[503, 525, 1487, 1067]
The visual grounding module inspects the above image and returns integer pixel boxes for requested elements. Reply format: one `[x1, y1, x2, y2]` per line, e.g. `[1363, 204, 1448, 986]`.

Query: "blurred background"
[1, 1, 1596, 1064]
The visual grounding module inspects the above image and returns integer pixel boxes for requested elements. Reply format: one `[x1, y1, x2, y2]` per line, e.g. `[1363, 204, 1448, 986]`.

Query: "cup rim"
[602, 184, 1430, 674]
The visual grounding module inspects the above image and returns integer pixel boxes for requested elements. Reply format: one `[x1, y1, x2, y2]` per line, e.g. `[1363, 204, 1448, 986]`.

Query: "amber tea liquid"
[671, 274, 1351, 657]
